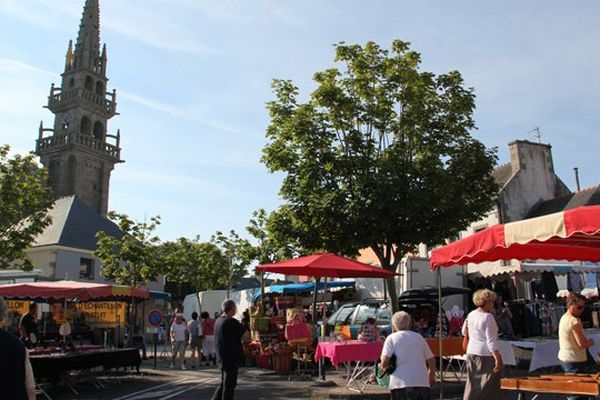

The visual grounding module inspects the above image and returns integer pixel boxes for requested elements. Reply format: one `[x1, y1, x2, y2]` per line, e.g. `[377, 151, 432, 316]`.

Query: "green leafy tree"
[246, 208, 300, 265]
[0, 145, 54, 269]
[211, 230, 254, 295]
[94, 212, 162, 287]
[161, 237, 230, 291]
[262, 40, 498, 311]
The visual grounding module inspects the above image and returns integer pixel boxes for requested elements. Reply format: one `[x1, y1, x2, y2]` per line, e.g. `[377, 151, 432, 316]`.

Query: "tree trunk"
[385, 275, 399, 312]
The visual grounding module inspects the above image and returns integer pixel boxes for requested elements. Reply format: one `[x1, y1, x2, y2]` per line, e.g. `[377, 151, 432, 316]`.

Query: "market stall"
[431, 205, 600, 394]
[255, 253, 396, 384]
[0, 280, 149, 389]
[0, 280, 150, 344]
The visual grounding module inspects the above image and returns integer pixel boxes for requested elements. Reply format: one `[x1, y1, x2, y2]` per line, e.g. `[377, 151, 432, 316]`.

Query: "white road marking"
[111, 378, 189, 400]
[117, 377, 219, 400]
[157, 386, 197, 400]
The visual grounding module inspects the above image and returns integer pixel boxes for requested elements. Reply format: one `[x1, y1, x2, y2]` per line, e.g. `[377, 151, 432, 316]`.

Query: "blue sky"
[0, 0, 599, 242]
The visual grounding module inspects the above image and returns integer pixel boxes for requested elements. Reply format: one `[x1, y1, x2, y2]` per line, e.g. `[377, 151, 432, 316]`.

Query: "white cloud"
[167, 0, 308, 26]
[101, 1, 215, 56]
[0, 58, 54, 119]
[114, 167, 261, 202]
[119, 90, 252, 135]
[0, 0, 214, 56]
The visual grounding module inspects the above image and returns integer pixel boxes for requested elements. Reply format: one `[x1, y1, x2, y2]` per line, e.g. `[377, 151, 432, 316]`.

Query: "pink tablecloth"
[315, 340, 383, 367]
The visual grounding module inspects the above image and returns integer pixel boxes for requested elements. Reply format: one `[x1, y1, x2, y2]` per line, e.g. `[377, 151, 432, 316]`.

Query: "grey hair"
[391, 311, 412, 331]
[0, 296, 7, 323]
[222, 299, 236, 313]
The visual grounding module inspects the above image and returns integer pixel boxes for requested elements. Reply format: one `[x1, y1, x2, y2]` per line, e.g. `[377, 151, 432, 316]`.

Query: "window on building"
[93, 121, 104, 140]
[85, 75, 94, 91]
[80, 258, 94, 279]
[95, 81, 104, 95]
[80, 116, 91, 134]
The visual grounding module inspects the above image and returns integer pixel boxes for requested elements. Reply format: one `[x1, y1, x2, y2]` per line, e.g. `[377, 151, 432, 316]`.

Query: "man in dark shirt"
[1, 297, 32, 400]
[211, 299, 248, 400]
[19, 303, 39, 349]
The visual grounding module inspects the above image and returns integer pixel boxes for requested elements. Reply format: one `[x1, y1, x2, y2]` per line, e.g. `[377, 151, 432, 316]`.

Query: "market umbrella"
[256, 252, 396, 316]
[429, 205, 600, 399]
[256, 253, 397, 278]
[430, 205, 600, 269]
[256, 253, 395, 325]
[0, 280, 150, 301]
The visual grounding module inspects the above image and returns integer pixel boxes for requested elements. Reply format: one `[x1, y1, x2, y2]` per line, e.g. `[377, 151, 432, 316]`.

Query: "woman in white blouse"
[462, 289, 503, 400]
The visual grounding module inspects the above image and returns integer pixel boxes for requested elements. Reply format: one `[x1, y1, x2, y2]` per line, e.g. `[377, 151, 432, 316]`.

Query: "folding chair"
[443, 354, 466, 382]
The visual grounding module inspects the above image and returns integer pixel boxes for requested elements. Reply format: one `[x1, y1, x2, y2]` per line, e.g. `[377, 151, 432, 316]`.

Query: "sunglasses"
[575, 305, 584, 310]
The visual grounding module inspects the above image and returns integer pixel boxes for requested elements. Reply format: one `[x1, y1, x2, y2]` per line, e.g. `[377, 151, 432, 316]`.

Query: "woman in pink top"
[201, 312, 216, 366]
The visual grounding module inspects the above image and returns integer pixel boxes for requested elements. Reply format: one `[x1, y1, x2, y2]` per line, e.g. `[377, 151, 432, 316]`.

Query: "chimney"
[508, 140, 554, 173]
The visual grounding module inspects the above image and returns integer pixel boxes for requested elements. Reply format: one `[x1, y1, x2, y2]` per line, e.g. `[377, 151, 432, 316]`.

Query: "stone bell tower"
[36, 0, 122, 217]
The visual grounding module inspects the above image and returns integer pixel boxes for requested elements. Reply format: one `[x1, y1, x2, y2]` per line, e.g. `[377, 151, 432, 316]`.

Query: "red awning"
[430, 205, 600, 269]
[255, 253, 396, 278]
[0, 280, 150, 301]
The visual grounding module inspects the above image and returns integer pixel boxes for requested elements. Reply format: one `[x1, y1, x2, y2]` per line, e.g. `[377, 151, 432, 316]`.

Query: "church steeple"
[73, 0, 102, 73]
[35, 0, 122, 217]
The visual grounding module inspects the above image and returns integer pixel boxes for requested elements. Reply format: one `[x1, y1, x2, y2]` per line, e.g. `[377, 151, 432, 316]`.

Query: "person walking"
[201, 311, 216, 366]
[0, 297, 36, 400]
[169, 313, 188, 370]
[211, 299, 248, 400]
[380, 311, 436, 400]
[19, 303, 39, 349]
[188, 312, 203, 369]
[462, 289, 503, 400]
[558, 293, 595, 400]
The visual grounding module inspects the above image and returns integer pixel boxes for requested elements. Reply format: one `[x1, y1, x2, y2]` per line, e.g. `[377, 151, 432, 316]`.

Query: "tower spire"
[73, 0, 101, 73]
[65, 40, 74, 72]
[36, 0, 121, 217]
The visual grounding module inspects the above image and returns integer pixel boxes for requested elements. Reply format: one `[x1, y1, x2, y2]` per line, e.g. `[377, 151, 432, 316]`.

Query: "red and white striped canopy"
[431, 205, 600, 269]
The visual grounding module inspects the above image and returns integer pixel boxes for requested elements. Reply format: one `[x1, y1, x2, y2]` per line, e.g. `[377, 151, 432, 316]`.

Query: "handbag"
[376, 353, 397, 380]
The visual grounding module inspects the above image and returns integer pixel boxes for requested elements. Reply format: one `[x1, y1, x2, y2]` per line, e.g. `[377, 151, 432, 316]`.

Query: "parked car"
[398, 286, 470, 337]
[325, 299, 391, 339]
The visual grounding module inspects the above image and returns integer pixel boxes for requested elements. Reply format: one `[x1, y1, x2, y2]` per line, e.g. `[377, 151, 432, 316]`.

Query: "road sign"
[147, 309, 163, 327]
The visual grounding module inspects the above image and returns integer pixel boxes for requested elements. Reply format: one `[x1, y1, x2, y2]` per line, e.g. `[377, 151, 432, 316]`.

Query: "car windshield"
[354, 304, 379, 324]
[329, 305, 354, 325]
[376, 307, 391, 325]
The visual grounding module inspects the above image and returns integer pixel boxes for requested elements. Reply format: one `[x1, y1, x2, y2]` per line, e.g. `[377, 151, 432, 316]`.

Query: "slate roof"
[527, 185, 600, 218]
[492, 163, 513, 188]
[33, 196, 123, 251]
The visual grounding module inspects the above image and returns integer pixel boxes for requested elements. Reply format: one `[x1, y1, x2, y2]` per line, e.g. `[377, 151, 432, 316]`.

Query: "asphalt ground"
[43, 349, 569, 400]
[47, 369, 315, 400]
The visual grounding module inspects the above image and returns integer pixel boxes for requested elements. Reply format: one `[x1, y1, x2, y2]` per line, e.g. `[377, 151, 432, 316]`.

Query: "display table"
[501, 330, 600, 372]
[30, 348, 141, 382]
[315, 340, 383, 392]
[502, 373, 600, 399]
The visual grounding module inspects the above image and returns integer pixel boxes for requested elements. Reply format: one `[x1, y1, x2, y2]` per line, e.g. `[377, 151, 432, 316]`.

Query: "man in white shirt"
[170, 313, 188, 370]
[381, 311, 436, 400]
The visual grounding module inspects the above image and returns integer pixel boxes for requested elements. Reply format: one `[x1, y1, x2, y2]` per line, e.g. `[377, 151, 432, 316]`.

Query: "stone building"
[459, 140, 572, 275]
[22, 0, 164, 291]
[36, 0, 121, 217]
[456, 140, 600, 301]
